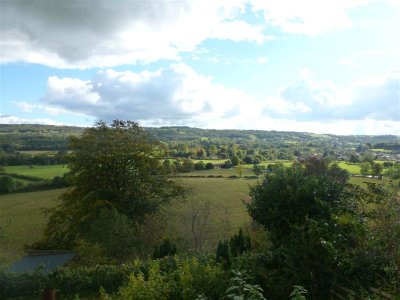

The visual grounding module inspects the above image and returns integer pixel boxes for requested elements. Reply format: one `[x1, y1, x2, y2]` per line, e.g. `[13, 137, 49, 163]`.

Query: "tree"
[205, 162, 214, 170]
[360, 162, 371, 176]
[42, 120, 184, 251]
[371, 162, 383, 178]
[194, 161, 206, 171]
[0, 176, 16, 194]
[246, 158, 364, 298]
[208, 145, 218, 158]
[387, 163, 400, 179]
[253, 164, 265, 177]
[181, 158, 195, 173]
[236, 164, 243, 178]
[349, 153, 360, 164]
[231, 155, 240, 166]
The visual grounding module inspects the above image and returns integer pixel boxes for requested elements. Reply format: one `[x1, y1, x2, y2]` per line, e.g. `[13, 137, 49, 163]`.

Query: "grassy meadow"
[0, 189, 65, 263]
[3, 165, 68, 179]
[1, 161, 398, 264]
[0, 177, 256, 263]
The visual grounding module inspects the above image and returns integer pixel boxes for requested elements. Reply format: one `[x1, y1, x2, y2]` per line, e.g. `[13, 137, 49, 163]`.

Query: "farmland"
[1, 170, 398, 265]
[3, 165, 68, 180]
[0, 177, 257, 264]
[0, 189, 65, 263]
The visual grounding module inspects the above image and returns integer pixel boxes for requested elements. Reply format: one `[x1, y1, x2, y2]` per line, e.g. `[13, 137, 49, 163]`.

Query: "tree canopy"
[246, 158, 366, 298]
[42, 120, 184, 250]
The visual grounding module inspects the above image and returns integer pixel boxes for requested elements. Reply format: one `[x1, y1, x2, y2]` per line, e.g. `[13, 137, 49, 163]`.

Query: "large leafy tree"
[43, 120, 184, 250]
[246, 158, 367, 298]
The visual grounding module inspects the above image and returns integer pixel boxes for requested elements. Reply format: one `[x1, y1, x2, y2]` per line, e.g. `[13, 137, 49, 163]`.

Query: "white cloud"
[40, 63, 258, 125]
[0, 0, 268, 68]
[19, 65, 397, 134]
[0, 115, 65, 126]
[261, 69, 399, 122]
[250, 0, 395, 36]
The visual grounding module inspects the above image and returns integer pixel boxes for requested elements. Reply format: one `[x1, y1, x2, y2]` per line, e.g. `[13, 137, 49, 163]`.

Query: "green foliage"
[360, 162, 371, 176]
[118, 262, 170, 300]
[41, 120, 184, 255]
[371, 162, 383, 178]
[225, 270, 267, 300]
[152, 238, 177, 259]
[216, 229, 251, 267]
[246, 158, 366, 298]
[0, 176, 16, 194]
[194, 161, 206, 171]
[229, 229, 251, 258]
[253, 164, 265, 176]
[231, 156, 240, 166]
[0, 264, 133, 299]
[387, 163, 400, 179]
[205, 162, 214, 170]
[289, 286, 308, 300]
[117, 257, 227, 300]
[181, 158, 195, 173]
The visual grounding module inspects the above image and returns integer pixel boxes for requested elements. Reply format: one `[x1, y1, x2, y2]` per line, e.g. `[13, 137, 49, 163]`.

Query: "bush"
[0, 264, 133, 299]
[152, 238, 177, 259]
[116, 257, 227, 300]
[0, 175, 16, 194]
[205, 163, 214, 170]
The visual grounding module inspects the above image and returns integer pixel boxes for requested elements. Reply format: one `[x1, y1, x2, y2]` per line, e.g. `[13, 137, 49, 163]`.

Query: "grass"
[0, 189, 65, 264]
[337, 162, 361, 175]
[177, 167, 255, 177]
[0, 177, 258, 263]
[165, 177, 257, 244]
[3, 165, 69, 179]
[191, 159, 228, 164]
[348, 176, 397, 189]
[1, 164, 397, 264]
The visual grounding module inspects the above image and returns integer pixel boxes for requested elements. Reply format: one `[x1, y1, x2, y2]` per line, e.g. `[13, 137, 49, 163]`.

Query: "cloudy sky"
[1, 0, 399, 135]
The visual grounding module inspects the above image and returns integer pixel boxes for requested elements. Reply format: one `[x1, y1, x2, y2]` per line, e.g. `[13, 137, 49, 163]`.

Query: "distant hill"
[0, 124, 399, 152]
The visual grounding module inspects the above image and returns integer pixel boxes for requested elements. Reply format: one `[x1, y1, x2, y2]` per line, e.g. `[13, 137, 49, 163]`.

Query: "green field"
[1, 165, 397, 264]
[0, 189, 65, 263]
[337, 162, 361, 175]
[166, 177, 257, 244]
[176, 167, 256, 177]
[348, 176, 396, 189]
[3, 165, 68, 179]
[0, 177, 257, 263]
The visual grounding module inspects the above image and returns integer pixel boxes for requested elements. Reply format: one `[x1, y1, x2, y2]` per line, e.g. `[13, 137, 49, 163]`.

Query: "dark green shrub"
[152, 238, 177, 259]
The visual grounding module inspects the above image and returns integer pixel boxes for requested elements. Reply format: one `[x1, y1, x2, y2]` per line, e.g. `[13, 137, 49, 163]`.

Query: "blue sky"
[1, 0, 399, 135]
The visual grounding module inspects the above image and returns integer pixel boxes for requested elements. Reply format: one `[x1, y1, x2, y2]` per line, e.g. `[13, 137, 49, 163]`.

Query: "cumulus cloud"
[347, 71, 400, 121]
[36, 65, 399, 130]
[1, 0, 268, 68]
[0, 115, 65, 126]
[40, 63, 259, 126]
[264, 70, 399, 122]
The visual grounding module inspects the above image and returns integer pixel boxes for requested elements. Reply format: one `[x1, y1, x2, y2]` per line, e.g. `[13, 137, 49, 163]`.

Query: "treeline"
[0, 173, 70, 195]
[0, 125, 82, 152]
[0, 151, 68, 166]
[373, 142, 400, 151]
[1, 124, 399, 156]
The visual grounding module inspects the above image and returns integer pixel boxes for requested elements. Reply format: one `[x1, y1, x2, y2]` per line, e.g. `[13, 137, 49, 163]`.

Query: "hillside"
[1, 124, 399, 152]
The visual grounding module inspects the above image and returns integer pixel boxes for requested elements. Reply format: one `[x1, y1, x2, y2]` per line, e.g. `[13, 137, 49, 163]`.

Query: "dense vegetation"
[0, 122, 399, 299]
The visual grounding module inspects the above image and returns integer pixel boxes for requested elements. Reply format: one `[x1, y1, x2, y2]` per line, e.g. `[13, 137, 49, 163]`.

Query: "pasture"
[0, 177, 257, 264]
[1, 164, 398, 264]
[0, 189, 65, 263]
[3, 165, 68, 179]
